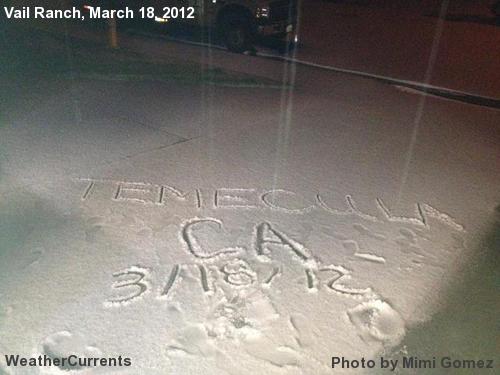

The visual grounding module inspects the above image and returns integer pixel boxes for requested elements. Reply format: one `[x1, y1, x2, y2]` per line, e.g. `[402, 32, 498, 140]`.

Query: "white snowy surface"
[0, 58, 499, 375]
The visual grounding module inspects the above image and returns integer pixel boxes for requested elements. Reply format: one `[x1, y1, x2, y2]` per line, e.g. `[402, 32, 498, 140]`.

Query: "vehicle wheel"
[222, 14, 253, 53]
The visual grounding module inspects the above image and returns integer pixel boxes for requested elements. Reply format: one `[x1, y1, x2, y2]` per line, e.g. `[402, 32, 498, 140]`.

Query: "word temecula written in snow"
[79, 178, 465, 232]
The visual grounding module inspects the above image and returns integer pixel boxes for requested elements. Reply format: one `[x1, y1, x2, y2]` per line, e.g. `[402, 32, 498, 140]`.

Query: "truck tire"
[221, 14, 253, 53]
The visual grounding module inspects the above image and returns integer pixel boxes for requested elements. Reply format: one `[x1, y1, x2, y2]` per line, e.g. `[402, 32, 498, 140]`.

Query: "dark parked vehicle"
[493, 1, 500, 19]
[78, 0, 298, 52]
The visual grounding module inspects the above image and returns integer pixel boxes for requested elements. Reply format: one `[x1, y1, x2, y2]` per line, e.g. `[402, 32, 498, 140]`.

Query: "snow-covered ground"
[1, 20, 499, 375]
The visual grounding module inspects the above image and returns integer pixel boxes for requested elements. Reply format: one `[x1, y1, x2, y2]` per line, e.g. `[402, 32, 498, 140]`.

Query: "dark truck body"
[79, 0, 298, 52]
[493, 0, 500, 17]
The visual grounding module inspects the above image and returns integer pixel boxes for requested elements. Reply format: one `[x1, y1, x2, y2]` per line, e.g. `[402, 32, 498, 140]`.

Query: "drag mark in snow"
[105, 266, 151, 306]
[220, 259, 257, 287]
[342, 240, 386, 264]
[318, 266, 372, 296]
[261, 190, 315, 214]
[158, 185, 166, 206]
[419, 203, 465, 232]
[215, 188, 259, 209]
[198, 265, 212, 293]
[161, 264, 181, 298]
[345, 195, 379, 222]
[81, 181, 95, 200]
[305, 269, 317, 291]
[196, 189, 202, 209]
[181, 217, 244, 259]
[262, 266, 281, 288]
[113, 182, 161, 205]
[113, 183, 122, 200]
[158, 184, 192, 205]
[376, 198, 426, 227]
[354, 252, 386, 264]
[254, 222, 312, 262]
[376, 198, 465, 232]
[316, 194, 379, 222]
